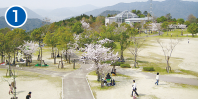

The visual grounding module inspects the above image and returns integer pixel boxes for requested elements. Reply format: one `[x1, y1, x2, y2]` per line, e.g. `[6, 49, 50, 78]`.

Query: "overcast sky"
[1, 0, 198, 10]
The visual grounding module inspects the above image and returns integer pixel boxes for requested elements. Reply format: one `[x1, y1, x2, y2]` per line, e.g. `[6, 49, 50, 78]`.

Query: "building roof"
[115, 10, 138, 18]
[125, 17, 153, 21]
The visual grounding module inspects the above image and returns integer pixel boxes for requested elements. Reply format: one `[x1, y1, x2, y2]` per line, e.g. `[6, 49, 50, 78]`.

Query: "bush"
[111, 61, 123, 66]
[143, 67, 155, 71]
[120, 64, 131, 68]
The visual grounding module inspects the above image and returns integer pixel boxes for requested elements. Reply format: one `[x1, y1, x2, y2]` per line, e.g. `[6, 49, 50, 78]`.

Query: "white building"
[105, 10, 152, 26]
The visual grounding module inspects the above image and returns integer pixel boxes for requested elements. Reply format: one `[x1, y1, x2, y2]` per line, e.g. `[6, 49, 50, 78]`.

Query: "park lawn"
[157, 29, 198, 38]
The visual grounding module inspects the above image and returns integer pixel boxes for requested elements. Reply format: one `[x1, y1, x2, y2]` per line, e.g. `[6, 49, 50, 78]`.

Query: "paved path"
[62, 63, 93, 99]
[116, 68, 198, 86]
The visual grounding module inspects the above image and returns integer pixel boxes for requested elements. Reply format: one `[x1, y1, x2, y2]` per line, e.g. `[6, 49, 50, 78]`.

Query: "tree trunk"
[54, 52, 56, 64]
[40, 47, 42, 66]
[101, 75, 104, 88]
[51, 46, 54, 58]
[134, 54, 137, 68]
[26, 56, 28, 66]
[134, 46, 137, 68]
[13, 50, 15, 65]
[73, 59, 75, 69]
[69, 54, 70, 64]
[96, 67, 100, 81]
[66, 50, 68, 61]
[61, 54, 63, 69]
[166, 58, 171, 73]
[8, 53, 11, 76]
[120, 50, 124, 61]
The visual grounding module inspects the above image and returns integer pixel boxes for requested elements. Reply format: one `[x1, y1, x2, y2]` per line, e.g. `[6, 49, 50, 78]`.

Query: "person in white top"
[155, 72, 159, 85]
[132, 80, 139, 97]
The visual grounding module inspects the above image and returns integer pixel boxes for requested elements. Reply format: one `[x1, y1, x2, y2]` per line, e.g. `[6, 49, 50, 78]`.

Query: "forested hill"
[0, 16, 46, 32]
[84, 0, 198, 20]
[99, 10, 121, 17]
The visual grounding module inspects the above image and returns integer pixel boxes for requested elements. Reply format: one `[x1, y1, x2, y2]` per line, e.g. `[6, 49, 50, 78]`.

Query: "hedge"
[143, 67, 155, 71]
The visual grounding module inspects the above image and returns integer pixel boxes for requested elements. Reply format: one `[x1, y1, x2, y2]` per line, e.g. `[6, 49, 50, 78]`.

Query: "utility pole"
[150, 0, 153, 23]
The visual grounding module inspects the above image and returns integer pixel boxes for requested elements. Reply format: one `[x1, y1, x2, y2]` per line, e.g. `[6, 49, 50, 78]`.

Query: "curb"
[86, 72, 95, 99]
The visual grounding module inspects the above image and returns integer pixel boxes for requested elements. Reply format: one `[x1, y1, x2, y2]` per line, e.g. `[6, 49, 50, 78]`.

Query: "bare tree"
[128, 37, 145, 68]
[157, 38, 181, 73]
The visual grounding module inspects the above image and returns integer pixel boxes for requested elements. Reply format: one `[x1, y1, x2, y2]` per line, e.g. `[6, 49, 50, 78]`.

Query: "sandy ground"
[137, 38, 198, 72]
[87, 68, 198, 99]
[0, 71, 61, 99]
[87, 38, 198, 99]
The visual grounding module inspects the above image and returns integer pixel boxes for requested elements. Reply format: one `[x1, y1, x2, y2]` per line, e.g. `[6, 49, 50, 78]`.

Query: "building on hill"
[105, 10, 152, 26]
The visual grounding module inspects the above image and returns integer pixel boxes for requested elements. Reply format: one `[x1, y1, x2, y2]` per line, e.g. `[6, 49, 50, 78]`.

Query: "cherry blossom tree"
[83, 39, 118, 83]
[17, 41, 39, 66]
[81, 20, 90, 29]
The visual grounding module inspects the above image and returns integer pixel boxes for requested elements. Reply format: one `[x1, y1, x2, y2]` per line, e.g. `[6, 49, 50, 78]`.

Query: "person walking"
[26, 92, 31, 99]
[155, 72, 159, 85]
[132, 80, 139, 97]
[9, 84, 13, 95]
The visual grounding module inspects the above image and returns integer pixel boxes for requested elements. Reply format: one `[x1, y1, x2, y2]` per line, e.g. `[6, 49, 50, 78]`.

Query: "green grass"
[179, 69, 198, 77]
[140, 62, 175, 75]
[155, 29, 198, 38]
[173, 83, 198, 89]
[88, 71, 97, 76]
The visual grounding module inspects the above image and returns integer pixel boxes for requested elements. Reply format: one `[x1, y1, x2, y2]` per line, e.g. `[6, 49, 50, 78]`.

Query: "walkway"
[62, 63, 93, 99]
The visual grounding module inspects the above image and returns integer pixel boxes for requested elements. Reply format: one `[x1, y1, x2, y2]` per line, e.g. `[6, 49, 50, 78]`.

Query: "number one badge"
[5, 5, 28, 28]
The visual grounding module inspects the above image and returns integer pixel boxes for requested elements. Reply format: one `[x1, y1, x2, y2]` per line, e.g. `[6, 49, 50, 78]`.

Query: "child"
[9, 84, 13, 95]
[155, 72, 159, 85]
[26, 92, 31, 99]
[132, 80, 138, 97]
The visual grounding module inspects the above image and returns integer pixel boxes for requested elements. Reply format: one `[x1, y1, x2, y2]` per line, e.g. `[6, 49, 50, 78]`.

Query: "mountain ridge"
[84, 0, 198, 20]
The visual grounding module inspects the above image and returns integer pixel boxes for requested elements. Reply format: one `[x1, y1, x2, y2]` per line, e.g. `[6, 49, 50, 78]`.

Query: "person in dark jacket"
[26, 92, 31, 99]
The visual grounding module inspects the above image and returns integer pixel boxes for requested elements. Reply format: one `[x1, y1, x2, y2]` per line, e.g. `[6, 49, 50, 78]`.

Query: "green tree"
[196, 18, 198, 23]
[31, 28, 43, 43]
[184, 21, 191, 27]
[72, 22, 84, 34]
[156, 16, 167, 23]
[56, 27, 74, 67]
[177, 18, 185, 24]
[43, 32, 58, 58]
[131, 10, 137, 14]
[143, 11, 148, 16]
[114, 26, 129, 61]
[187, 23, 198, 37]
[161, 21, 169, 30]
[0, 33, 5, 63]
[110, 22, 118, 27]
[4, 30, 26, 76]
[0, 27, 11, 35]
[119, 31, 129, 61]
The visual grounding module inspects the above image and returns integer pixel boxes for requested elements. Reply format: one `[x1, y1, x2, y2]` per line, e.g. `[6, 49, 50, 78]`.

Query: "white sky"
[0, 0, 198, 9]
